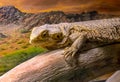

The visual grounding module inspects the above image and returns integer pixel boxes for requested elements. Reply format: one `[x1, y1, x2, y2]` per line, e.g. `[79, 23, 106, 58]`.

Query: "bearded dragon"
[30, 18, 120, 66]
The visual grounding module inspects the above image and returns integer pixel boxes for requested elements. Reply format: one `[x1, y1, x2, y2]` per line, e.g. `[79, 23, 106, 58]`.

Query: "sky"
[0, 0, 120, 15]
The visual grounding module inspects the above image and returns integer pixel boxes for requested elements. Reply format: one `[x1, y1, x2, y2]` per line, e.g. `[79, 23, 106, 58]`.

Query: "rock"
[0, 33, 7, 38]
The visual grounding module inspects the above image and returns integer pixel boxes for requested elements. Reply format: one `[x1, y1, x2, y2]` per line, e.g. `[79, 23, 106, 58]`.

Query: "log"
[0, 44, 120, 82]
[106, 70, 120, 82]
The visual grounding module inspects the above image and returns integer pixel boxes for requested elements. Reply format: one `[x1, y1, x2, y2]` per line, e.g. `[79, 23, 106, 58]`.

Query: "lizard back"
[71, 18, 120, 43]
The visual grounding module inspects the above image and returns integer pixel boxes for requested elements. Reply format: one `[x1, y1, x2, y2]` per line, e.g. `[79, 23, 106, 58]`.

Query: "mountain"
[0, 6, 119, 29]
[0, 6, 24, 25]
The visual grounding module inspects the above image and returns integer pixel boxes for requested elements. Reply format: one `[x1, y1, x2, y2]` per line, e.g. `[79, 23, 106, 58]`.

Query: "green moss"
[0, 46, 46, 76]
[20, 28, 29, 33]
[17, 40, 25, 44]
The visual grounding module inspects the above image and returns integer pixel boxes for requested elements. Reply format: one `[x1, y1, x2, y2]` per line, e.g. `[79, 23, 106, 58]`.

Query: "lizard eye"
[40, 30, 49, 38]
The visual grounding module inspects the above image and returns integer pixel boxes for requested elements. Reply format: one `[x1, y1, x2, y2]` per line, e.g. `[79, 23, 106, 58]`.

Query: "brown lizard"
[30, 18, 120, 66]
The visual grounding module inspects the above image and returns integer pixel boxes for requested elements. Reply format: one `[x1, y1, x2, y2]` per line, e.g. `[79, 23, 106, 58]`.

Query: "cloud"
[0, 0, 120, 15]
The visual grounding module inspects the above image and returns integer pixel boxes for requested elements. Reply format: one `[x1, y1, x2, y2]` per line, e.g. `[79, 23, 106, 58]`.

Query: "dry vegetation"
[0, 25, 46, 75]
[0, 31, 29, 55]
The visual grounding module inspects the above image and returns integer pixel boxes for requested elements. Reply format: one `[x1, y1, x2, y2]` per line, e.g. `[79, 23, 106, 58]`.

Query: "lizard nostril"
[55, 34, 60, 39]
[43, 33, 47, 37]
[52, 33, 63, 40]
[57, 35, 60, 38]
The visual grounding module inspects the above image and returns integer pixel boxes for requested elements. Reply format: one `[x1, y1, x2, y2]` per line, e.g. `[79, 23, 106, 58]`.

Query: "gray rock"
[0, 33, 7, 38]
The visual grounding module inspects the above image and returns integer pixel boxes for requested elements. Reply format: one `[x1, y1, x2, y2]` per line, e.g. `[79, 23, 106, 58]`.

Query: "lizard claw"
[64, 47, 78, 67]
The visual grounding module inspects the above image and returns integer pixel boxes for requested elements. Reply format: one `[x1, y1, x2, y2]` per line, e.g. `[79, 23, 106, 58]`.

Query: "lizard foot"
[64, 47, 78, 67]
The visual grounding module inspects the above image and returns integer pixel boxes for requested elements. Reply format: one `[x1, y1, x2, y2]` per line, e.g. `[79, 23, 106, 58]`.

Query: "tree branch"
[0, 44, 120, 82]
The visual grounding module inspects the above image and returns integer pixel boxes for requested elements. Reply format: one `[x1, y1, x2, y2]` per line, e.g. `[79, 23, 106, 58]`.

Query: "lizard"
[29, 18, 120, 66]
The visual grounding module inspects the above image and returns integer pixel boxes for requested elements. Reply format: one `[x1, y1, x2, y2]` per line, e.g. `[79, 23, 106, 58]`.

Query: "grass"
[0, 46, 46, 76]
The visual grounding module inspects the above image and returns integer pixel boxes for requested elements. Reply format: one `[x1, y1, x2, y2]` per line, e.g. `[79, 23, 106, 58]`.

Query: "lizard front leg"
[64, 33, 87, 66]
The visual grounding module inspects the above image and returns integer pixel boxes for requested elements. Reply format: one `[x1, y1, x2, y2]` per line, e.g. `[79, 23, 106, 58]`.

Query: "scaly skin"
[30, 18, 120, 66]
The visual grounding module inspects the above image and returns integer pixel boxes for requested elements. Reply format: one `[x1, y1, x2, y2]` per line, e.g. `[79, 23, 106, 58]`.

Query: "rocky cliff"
[0, 6, 119, 29]
[0, 6, 24, 25]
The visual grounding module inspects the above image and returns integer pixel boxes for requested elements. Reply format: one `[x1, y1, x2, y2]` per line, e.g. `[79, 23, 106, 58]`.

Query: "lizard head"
[29, 24, 65, 50]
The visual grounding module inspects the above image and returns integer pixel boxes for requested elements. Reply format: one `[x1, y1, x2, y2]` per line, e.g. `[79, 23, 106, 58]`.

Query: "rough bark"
[106, 70, 120, 82]
[0, 44, 120, 82]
